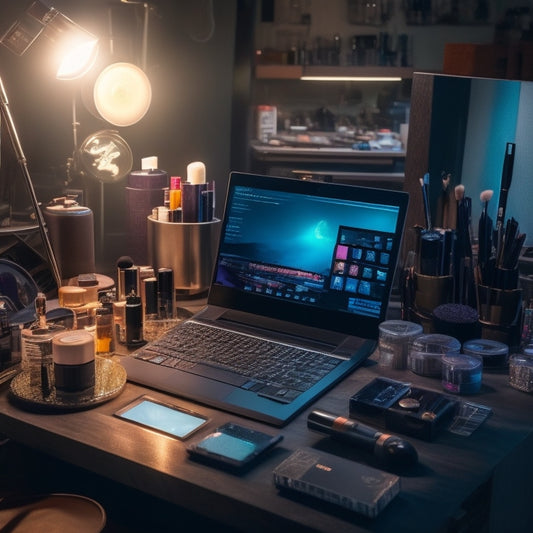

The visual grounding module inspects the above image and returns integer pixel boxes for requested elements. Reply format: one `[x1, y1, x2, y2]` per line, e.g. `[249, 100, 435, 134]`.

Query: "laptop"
[121, 172, 409, 426]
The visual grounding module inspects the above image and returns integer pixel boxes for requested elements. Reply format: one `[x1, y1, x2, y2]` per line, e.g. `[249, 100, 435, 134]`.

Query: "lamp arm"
[0, 76, 62, 290]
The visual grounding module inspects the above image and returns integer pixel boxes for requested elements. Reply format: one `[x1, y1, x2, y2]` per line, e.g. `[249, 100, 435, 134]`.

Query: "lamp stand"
[0, 77, 62, 291]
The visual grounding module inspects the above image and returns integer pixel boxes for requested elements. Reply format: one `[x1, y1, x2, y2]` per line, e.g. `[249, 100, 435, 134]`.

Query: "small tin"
[462, 338, 509, 368]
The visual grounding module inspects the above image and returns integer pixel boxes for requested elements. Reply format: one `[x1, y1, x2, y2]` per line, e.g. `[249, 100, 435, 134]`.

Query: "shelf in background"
[255, 64, 414, 80]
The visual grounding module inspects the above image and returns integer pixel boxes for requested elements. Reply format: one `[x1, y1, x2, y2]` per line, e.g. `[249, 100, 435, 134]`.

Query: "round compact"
[462, 338, 509, 369]
[441, 354, 483, 394]
[378, 320, 424, 369]
[408, 333, 461, 377]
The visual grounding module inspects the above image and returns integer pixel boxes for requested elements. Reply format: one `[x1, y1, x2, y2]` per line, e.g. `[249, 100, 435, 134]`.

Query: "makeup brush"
[420, 172, 431, 230]
[478, 189, 494, 285]
[495, 142, 516, 260]
[454, 185, 475, 304]
[496, 142, 515, 233]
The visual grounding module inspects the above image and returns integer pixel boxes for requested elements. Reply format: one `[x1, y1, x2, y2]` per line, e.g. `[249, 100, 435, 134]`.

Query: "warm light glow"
[93, 62, 152, 127]
[300, 76, 402, 82]
[56, 38, 99, 80]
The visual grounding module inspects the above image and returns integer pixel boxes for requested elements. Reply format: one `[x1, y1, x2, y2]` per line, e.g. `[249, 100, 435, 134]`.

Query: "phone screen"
[187, 422, 283, 469]
[115, 396, 208, 440]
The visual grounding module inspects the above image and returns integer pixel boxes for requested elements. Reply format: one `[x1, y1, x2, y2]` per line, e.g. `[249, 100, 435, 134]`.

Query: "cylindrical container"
[119, 266, 139, 301]
[95, 307, 114, 356]
[413, 273, 454, 315]
[126, 293, 143, 346]
[441, 354, 483, 394]
[463, 338, 509, 369]
[408, 333, 461, 377]
[58, 285, 87, 308]
[53, 330, 95, 392]
[256, 105, 277, 142]
[509, 353, 533, 392]
[142, 277, 158, 319]
[21, 326, 64, 391]
[113, 301, 126, 345]
[432, 303, 481, 344]
[378, 320, 423, 369]
[43, 204, 95, 281]
[476, 284, 522, 327]
[125, 169, 168, 265]
[157, 268, 174, 319]
[147, 216, 221, 295]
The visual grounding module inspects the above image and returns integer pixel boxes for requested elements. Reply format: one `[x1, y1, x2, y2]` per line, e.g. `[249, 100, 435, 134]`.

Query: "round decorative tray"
[9, 358, 127, 412]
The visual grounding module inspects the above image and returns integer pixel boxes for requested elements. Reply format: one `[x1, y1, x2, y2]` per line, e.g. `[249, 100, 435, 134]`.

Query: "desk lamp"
[0, 1, 101, 291]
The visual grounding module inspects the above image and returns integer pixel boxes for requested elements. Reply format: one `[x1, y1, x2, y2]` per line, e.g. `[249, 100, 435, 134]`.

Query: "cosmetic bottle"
[20, 293, 64, 394]
[126, 292, 144, 347]
[157, 268, 174, 319]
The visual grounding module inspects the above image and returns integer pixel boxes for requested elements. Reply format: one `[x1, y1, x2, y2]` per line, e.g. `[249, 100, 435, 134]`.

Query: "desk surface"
[1, 348, 533, 533]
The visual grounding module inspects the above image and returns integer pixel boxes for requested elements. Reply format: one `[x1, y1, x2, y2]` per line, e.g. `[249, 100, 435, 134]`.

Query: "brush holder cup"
[147, 216, 221, 296]
[413, 273, 454, 316]
[476, 285, 522, 327]
[476, 284, 522, 349]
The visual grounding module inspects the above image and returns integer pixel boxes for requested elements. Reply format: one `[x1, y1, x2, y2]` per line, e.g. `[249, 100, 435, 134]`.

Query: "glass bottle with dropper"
[20, 293, 64, 393]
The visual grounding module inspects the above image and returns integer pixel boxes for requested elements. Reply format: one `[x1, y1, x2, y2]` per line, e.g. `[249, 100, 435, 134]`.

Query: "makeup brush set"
[400, 142, 526, 348]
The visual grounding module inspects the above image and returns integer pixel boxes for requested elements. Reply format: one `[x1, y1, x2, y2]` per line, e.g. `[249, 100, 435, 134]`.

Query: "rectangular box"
[273, 447, 400, 518]
[349, 377, 459, 441]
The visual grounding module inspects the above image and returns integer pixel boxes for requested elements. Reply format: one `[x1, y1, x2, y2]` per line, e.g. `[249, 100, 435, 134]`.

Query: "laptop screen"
[209, 173, 409, 339]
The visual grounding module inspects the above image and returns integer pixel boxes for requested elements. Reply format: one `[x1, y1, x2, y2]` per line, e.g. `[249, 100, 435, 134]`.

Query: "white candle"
[187, 161, 206, 184]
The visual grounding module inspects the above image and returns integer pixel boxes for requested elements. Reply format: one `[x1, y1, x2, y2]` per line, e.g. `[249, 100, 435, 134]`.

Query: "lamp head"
[0, 1, 99, 80]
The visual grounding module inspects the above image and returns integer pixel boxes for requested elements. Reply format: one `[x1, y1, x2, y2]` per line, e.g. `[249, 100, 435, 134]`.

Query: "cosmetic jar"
[462, 338, 509, 369]
[378, 320, 423, 369]
[442, 354, 483, 394]
[509, 353, 533, 392]
[53, 330, 95, 392]
[408, 333, 461, 377]
[432, 303, 480, 344]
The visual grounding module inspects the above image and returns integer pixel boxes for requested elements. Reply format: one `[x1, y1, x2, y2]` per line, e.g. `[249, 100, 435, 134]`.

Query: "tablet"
[114, 395, 209, 440]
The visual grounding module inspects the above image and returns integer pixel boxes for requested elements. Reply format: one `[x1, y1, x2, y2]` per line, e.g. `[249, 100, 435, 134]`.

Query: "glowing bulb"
[93, 62, 152, 127]
[56, 38, 99, 80]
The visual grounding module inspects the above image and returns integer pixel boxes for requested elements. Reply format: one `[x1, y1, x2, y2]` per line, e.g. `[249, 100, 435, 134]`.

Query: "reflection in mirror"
[403, 72, 533, 261]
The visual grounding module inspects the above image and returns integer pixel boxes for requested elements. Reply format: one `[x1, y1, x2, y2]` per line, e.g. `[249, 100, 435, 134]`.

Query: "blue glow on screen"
[222, 187, 399, 276]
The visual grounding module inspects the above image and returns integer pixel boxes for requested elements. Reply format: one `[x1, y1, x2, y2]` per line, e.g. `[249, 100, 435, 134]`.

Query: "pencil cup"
[476, 284, 522, 328]
[147, 216, 221, 295]
[413, 273, 454, 316]
[493, 267, 519, 291]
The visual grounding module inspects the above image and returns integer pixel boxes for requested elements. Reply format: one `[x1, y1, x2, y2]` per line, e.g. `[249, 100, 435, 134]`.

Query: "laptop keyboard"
[132, 320, 343, 403]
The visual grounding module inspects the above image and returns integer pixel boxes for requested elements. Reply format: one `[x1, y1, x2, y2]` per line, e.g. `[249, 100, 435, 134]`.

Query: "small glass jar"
[442, 354, 483, 394]
[378, 320, 423, 369]
[509, 353, 533, 392]
[408, 333, 461, 377]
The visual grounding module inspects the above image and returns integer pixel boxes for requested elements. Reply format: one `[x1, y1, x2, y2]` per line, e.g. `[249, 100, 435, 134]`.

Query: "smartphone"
[114, 395, 209, 440]
[187, 422, 283, 471]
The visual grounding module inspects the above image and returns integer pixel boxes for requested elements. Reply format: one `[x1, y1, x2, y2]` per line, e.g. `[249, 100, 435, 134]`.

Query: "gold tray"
[9, 358, 127, 412]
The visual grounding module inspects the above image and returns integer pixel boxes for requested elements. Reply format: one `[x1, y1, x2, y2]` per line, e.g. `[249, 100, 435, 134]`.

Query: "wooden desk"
[1, 352, 533, 533]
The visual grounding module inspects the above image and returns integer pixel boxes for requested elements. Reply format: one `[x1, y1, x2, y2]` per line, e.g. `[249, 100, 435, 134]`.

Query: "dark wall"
[1, 0, 238, 268]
